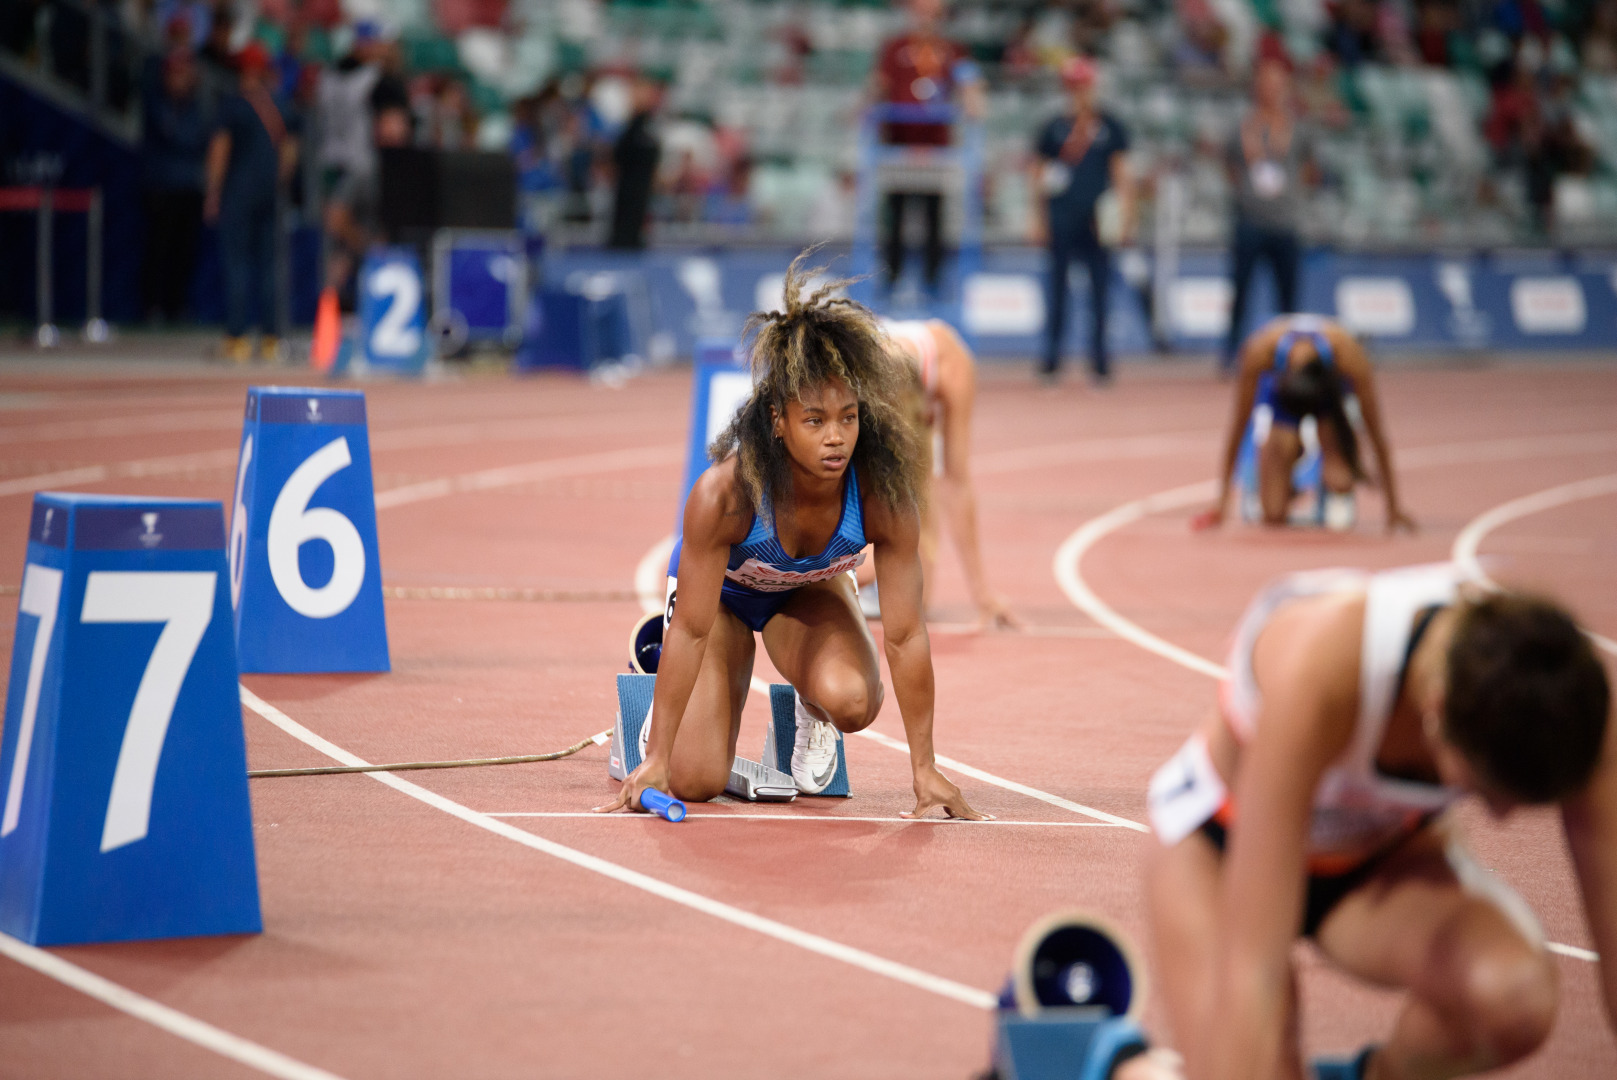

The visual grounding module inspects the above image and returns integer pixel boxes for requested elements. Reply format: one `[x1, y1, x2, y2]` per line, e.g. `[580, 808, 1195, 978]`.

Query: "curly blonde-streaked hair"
[710, 252, 925, 516]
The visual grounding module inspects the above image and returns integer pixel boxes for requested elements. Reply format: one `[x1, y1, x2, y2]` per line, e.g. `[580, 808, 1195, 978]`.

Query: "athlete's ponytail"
[1274, 358, 1364, 481]
[711, 251, 924, 515]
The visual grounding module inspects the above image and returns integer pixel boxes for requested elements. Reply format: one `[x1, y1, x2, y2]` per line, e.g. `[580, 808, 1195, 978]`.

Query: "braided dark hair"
[710, 252, 925, 515]
[1274, 357, 1364, 480]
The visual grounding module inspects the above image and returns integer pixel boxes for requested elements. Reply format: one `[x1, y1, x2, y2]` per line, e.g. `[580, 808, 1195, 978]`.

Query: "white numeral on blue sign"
[229, 434, 253, 608]
[267, 437, 366, 619]
[80, 572, 216, 852]
[1, 564, 63, 838]
[369, 263, 423, 357]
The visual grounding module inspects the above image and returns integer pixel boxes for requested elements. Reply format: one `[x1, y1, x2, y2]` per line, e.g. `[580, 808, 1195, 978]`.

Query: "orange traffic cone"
[310, 287, 340, 372]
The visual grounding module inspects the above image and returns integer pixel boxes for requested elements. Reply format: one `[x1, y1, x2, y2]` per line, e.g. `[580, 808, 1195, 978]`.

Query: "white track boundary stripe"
[483, 812, 1127, 826]
[374, 444, 682, 510]
[635, 535, 676, 613]
[1053, 459, 1614, 963]
[239, 686, 997, 1011]
[1450, 472, 1617, 657]
[0, 930, 346, 1080]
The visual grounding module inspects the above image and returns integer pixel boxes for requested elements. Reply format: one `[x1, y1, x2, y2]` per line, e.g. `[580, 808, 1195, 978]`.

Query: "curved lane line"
[1053, 457, 1617, 962]
[239, 686, 997, 1011]
[0, 931, 346, 1080]
[1450, 473, 1617, 657]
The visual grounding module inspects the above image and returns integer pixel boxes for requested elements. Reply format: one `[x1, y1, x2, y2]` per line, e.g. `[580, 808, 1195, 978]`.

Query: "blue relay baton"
[639, 788, 687, 823]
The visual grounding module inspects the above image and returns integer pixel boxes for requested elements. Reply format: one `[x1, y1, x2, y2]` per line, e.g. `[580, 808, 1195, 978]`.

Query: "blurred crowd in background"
[4, 0, 1617, 328]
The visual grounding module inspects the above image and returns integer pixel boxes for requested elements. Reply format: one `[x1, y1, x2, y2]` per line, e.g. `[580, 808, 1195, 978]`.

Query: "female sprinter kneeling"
[1195, 314, 1414, 533]
[596, 259, 986, 818]
[1145, 564, 1616, 1080]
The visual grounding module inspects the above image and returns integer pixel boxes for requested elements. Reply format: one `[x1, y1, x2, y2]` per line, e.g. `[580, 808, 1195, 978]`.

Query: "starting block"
[762, 683, 850, 797]
[990, 911, 1150, 1080]
[0, 494, 262, 945]
[606, 675, 849, 802]
[230, 386, 389, 673]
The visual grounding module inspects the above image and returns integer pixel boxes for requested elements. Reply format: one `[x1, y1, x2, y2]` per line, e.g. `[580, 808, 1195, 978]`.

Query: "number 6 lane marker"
[267, 437, 366, 619]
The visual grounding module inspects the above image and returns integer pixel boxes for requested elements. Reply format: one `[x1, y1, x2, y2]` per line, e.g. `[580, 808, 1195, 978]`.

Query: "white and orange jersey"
[1150, 564, 1466, 873]
[880, 319, 941, 400]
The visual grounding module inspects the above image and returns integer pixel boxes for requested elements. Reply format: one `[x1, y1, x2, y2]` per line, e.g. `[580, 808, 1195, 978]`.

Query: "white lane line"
[239, 686, 997, 1011]
[374, 444, 682, 510]
[1548, 941, 1601, 962]
[0, 447, 240, 498]
[973, 431, 1216, 475]
[0, 931, 346, 1080]
[853, 727, 1150, 831]
[1399, 431, 1617, 469]
[1052, 447, 1617, 963]
[1451, 472, 1617, 658]
[484, 812, 1127, 827]
[1053, 480, 1227, 680]
[635, 534, 676, 612]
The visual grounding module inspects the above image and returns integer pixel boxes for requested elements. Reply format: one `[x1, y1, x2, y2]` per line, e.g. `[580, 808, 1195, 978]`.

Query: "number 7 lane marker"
[239, 686, 999, 1011]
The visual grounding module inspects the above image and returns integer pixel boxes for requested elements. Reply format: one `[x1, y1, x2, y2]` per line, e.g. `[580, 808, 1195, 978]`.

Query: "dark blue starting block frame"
[850, 101, 984, 339]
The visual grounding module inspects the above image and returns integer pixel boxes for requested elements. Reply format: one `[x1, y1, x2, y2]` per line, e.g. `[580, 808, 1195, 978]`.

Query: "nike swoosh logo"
[812, 755, 836, 787]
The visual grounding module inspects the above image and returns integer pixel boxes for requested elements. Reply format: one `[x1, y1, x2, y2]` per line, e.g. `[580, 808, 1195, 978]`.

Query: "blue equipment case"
[0, 494, 262, 945]
[229, 387, 390, 673]
[431, 229, 528, 352]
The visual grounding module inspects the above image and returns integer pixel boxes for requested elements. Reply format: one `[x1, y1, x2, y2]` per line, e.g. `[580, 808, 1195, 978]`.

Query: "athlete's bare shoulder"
[1239, 320, 1287, 376]
[684, 457, 753, 546]
[1323, 322, 1373, 379]
[1253, 589, 1365, 748]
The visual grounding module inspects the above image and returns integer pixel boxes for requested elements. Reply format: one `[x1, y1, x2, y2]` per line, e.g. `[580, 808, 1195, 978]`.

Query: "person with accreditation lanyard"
[596, 257, 986, 817]
[861, 317, 1019, 630]
[1031, 56, 1136, 385]
[1193, 314, 1414, 534]
[1144, 563, 1617, 1079]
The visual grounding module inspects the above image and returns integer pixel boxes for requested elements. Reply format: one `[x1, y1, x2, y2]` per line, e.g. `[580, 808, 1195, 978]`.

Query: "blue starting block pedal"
[762, 683, 850, 797]
[992, 911, 1150, 1080]
[0, 494, 261, 946]
[229, 387, 389, 673]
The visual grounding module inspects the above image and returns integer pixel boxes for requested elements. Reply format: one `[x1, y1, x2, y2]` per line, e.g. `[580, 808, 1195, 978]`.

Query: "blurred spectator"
[316, 21, 382, 305]
[204, 42, 298, 361]
[871, 0, 983, 297]
[1414, 0, 1463, 66]
[1069, 0, 1116, 57]
[705, 156, 755, 226]
[1587, 1, 1617, 72]
[1323, 0, 1384, 67]
[1174, 0, 1229, 81]
[1222, 57, 1313, 370]
[197, 2, 237, 86]
[1032, 57, 1135, 384]
[370, 38, 414, 143]
[0, 1, 41, 58]
[608, 73, 663, 249]
[421, 76, 476, 150]
[141, 48, 210, 323]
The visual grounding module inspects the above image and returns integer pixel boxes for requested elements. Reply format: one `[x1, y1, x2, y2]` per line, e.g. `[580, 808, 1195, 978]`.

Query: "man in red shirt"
[870, 0, 982, 297]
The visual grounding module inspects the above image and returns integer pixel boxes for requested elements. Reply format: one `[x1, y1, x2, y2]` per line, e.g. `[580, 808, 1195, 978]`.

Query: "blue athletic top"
[1256, 317, 1346, 428]
[668, 465, 868, 631]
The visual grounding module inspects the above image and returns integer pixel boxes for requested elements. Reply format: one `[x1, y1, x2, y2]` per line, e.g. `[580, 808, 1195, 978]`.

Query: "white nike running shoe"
[790, 692, 839, 794]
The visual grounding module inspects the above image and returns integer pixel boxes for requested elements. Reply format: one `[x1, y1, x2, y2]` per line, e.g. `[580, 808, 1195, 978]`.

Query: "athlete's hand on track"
[1114, 1049, 1186, 1080]
[902, 764, 992, 820]
[1189, 506, 1224, 532]
[593, 757, 671, 814]
[977, 595, 1024, 632]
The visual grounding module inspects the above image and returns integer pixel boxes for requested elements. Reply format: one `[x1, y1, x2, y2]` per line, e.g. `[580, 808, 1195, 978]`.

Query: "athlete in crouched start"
[1195, 314, 1413, 533]
[1146, 564, 1616, 1080]
[596, 257, 986, 817]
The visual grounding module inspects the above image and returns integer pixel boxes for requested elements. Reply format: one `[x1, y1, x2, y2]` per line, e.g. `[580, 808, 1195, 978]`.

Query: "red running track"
[0, 357, 1613, 1079]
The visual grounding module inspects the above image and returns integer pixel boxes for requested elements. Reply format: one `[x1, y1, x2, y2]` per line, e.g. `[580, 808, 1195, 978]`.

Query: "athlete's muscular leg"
[1314, 825, 1557, 1080]
[1147, 831, 1308, 1080]
[1258, 425, 1304, 525]
[762, 574, 884, 734]
[666, 605, 755, 802]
